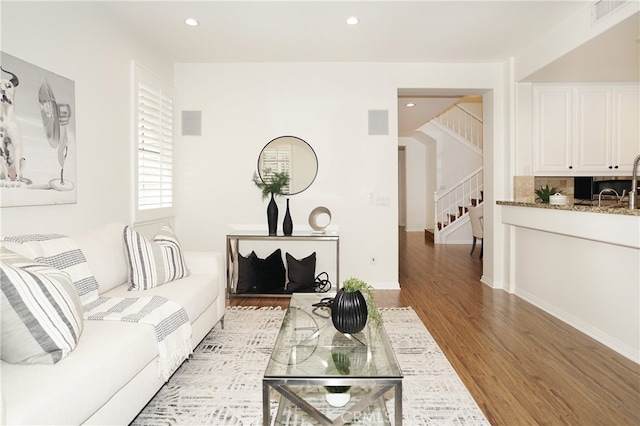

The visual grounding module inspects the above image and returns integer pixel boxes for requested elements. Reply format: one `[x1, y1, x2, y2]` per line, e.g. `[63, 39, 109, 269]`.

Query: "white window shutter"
[135, 65, 174, 213]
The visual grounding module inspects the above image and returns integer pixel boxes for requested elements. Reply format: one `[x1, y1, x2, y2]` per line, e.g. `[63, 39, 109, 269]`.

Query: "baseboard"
[516, 288, 639, 364]
[370, 281, 401, 290]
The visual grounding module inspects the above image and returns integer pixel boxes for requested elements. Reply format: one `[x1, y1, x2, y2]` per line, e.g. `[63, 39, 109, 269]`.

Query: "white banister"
[434, 168, 483, 235]
[435, 104, 483, 150]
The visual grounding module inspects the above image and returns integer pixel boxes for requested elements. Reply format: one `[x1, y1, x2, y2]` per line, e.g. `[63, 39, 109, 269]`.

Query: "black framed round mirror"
[257, 136, 318, 195]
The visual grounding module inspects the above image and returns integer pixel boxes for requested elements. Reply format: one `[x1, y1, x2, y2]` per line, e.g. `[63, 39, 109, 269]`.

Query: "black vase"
[283, 198, 293, 236]
[331, 289, 368, 334]
[267, 193, 278, 236]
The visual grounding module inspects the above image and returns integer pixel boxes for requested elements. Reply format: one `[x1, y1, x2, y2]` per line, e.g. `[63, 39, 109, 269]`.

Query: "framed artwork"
[1, 51, 76, 207]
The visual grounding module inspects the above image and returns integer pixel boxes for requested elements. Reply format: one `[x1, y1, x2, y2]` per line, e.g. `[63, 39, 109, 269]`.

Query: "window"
[259, 144, 292, 193]
[134, 64, 174, 220]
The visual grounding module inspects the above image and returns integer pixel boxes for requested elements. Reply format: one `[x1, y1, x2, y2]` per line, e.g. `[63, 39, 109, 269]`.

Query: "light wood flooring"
[228, 230, 640, 425]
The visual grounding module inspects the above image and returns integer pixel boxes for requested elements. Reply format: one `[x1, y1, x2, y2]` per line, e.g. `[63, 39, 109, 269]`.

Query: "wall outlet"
[369, 255, 377, 265]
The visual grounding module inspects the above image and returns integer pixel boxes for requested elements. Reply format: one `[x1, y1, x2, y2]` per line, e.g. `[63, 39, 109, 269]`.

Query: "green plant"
[341, 277, 383, 327]
[535, 184, 561, 204]
[325, 352, 351, 394]
[251, 169, 290, 200]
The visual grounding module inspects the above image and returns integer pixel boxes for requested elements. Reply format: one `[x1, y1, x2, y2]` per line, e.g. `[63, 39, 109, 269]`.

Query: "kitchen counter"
[496, 200, 640, 216]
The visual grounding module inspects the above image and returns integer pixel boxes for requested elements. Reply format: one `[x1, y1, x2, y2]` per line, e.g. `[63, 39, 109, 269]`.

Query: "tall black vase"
[331, 289, 368, 334]
[267, 193, 278, 236]
[283, 198, 293, 236]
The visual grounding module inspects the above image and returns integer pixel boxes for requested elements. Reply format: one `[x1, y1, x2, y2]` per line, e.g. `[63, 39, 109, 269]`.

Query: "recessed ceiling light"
[184, 18, 199, 27]
[346, 16, 359, 26]
[405, 103, 416, 107]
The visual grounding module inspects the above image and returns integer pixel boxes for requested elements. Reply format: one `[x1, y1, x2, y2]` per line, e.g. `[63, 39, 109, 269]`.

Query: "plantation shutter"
[135, 66, 173, 212]
[260, 145, 292, 193]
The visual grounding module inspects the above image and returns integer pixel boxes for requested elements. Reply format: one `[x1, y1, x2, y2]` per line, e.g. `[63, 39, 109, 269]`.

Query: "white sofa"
[0, 222, 226, 425]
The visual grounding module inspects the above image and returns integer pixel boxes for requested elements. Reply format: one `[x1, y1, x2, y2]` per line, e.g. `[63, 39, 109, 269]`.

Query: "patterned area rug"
[131, 307, 489, 425]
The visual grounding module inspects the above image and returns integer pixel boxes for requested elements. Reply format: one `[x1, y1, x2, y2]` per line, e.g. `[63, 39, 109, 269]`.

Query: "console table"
[226, 231, 340, 297]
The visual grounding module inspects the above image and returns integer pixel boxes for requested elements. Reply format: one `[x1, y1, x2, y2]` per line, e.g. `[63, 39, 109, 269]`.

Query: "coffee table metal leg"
[263, 381, 271, 426]
[395, 383, 402, 425]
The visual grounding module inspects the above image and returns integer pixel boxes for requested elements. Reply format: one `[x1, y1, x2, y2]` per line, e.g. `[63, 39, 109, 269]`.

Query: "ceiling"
[103, 1, 586, 64]
[100, 1, 638, 136]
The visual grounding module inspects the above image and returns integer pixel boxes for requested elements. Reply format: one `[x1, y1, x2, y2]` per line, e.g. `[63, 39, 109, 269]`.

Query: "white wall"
[0, 3, 506, 291]
[399, 136, 428, 232]
[0, 2, 173, 236]
[173, 62, 505, 289]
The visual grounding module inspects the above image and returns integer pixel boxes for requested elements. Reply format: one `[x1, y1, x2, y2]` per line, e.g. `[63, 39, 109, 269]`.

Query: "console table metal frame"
[226, 231, 340, 298]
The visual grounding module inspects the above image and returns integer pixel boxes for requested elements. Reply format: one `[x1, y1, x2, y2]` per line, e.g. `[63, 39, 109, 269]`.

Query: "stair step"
[425, 229, 435, 242]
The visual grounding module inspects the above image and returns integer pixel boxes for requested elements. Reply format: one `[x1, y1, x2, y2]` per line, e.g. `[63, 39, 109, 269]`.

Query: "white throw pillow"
[123, 225, 190, 290]
[2, 234, 100, 306]
[0, 247, 84, 364]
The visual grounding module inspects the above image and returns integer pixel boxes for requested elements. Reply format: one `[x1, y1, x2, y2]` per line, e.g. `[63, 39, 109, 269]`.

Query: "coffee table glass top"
[264, 293, 402, 379]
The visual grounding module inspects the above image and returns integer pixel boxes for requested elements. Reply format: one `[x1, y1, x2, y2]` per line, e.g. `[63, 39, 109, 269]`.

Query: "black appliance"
[574, 176, 634, 201]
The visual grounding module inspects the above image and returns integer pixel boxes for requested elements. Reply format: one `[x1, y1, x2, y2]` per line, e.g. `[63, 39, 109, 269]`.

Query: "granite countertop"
[496, 200, 640, 217]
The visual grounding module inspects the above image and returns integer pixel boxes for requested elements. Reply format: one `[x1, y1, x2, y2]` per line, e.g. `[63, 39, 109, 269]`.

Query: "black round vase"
[267, 193, 278, 236]
[283, 198, 293, 236]
[331, 289, 368, 334]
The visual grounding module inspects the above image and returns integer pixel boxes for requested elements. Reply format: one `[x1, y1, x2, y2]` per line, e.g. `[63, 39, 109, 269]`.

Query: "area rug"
[131, 306, 489, 425]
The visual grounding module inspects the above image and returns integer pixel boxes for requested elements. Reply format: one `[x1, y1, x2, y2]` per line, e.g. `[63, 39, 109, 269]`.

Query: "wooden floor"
[228, 230, 640, 425]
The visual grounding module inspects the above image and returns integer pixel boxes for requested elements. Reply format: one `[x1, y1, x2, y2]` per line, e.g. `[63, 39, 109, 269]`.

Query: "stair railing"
[434, 168, 483, 232]
[435, 104, 483, 150]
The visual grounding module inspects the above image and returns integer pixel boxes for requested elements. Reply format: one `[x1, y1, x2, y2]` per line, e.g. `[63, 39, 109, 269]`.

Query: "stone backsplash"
[514, 176, 575, 204]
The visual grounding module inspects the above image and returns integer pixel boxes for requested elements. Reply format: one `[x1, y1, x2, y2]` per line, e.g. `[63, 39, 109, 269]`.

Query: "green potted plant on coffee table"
[331, 277, 383, 333]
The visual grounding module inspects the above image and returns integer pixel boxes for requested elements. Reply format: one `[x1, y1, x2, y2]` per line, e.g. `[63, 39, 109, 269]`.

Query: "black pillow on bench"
[252, 249, 286, 292]
[286, 252, 316, 293]
[236, 251, 258, 293]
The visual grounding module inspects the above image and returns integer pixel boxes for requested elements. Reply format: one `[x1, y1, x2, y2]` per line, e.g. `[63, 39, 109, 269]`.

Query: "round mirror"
[257, 136, 318, 195]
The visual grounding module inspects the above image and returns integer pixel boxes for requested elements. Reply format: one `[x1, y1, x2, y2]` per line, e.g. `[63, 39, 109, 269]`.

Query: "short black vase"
[331, 289, 368, 334]
[283, 198, 293, 236]
[267, 193, 278, 236]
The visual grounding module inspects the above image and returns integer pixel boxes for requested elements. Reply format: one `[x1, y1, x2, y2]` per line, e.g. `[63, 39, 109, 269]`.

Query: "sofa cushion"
[72, 222, 128, 295]
[0, 248, 83, 364]
[123, 225, 190, 291]
[0, 320, 158, 426]
[103, 271, 218, 329]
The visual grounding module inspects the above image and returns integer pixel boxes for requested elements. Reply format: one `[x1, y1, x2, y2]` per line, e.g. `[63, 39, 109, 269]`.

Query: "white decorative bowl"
[549, 193, 567, 205]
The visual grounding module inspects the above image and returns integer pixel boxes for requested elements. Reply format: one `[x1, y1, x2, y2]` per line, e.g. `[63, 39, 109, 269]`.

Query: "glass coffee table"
[263, 293, 403, 425]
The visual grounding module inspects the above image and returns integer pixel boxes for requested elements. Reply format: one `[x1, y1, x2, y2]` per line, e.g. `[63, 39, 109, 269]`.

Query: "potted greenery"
[324, 351, 351, 407]
[535, 184, 561, 204]
[251, 170, 290, 199]
[331, 277, 383, 334]
[252, 170, 290, 235]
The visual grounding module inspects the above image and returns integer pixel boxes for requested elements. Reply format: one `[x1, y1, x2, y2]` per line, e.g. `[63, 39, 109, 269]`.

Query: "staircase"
[425, 103, 484, 244]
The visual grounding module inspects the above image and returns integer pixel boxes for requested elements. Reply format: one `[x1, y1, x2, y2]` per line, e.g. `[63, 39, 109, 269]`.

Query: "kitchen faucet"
[630, 154, 640, 209]
[598, 188, 620, 207]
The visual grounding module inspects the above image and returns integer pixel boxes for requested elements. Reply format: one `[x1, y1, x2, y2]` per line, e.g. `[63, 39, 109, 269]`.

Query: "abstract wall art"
[1, 51, 76, 207]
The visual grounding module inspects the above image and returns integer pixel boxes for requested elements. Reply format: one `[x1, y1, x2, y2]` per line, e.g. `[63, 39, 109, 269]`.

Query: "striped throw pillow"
[2, 234, 100, 306]
[0, 247, 84, 364]
[123, 225, 190, 290]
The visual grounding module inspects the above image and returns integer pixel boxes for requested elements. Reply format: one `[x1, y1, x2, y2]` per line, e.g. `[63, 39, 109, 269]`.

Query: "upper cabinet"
[533, 84, 639, 176]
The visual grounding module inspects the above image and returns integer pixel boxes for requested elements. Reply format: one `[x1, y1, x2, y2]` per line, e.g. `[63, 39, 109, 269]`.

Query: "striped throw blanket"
[3, 234, 193, 381]
[84, 296, 192, 381]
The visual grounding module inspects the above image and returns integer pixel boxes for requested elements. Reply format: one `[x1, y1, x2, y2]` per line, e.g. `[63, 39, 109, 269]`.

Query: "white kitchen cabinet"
[533, 84, 639, 176]
[533, 86, 573, 174]
[574, 87, 611, 172]
[612, 86, 640, 171]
